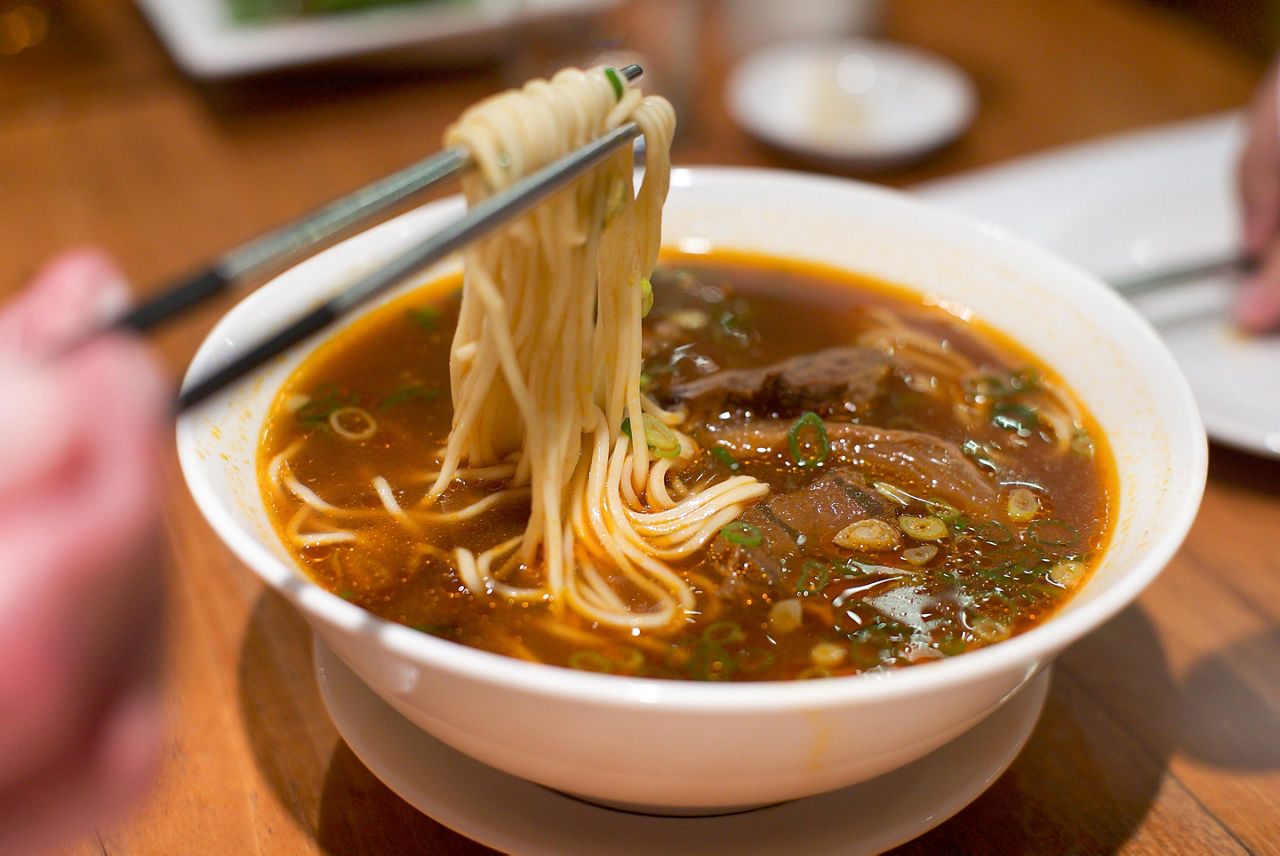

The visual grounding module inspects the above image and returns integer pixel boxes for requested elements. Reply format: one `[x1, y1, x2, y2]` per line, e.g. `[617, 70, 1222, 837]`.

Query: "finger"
[1237, 70, 1280, 254]
[1234, 245, 1280, 333]
[0, 644, 164, 855]
[0, 247, 131, 362]
[0, 364, 79, 499]
[0, 336, 168, 786]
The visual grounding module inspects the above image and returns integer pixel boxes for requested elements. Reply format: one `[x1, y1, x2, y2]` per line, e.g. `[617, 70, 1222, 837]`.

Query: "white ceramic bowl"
[178, 167, 1206, 813]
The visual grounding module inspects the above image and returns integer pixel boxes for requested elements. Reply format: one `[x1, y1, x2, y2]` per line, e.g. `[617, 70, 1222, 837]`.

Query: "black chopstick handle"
[176, 304, 337, 411]
[112, 267, 232, 333]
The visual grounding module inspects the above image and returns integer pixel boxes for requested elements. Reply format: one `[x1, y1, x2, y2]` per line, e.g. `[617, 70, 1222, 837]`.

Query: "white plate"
[134, 0, 620, 79]
[916, 113, 1280, 457]
[315, 638, 1051, 855]
[725, 38, 977, 168]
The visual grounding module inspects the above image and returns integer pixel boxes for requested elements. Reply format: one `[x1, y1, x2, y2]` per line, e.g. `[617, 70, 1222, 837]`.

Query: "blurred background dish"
[917, 113, 1280, 458]
[134, 0, 621, 78]
[725, 38, 977, 170]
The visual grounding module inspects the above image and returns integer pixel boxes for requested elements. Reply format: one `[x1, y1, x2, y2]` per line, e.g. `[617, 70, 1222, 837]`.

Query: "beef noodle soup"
[257, 250, 1115, 681]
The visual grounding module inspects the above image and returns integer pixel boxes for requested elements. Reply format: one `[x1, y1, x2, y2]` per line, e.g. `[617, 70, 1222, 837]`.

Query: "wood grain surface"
[2, 1, 1276, 853]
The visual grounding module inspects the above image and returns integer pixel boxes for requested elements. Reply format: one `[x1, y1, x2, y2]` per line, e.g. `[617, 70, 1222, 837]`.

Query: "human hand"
[0, 249, 169, 854]
[1236, 62, 1280, 333]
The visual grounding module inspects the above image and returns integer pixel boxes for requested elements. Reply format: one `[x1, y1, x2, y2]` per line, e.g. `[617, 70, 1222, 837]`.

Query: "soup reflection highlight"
[258, 252, 1115, 681]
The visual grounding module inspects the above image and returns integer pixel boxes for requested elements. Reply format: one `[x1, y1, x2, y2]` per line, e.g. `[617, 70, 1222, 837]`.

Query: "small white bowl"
[178, 167, 1204, 814]
[726, 39, 977, 168]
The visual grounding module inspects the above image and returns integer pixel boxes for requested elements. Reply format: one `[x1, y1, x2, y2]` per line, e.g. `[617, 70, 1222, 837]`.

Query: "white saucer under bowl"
[726, 38, 977, 168]
[315, 638, 1050, 855]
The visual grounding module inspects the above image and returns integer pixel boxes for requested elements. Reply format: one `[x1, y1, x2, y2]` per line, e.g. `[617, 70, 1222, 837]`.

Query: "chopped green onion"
[604, 66, 625, 100]
[686, 642, 736, 681]
[787, 411, 830, 467]
[296, 383, 360, 427]
[639, 277, 653, 317]
[568, 650, 614, 673]
[974, 520, 1014, 545]
[795, 559, 830, 595]
[720, 520, 762, 547]
[926, 497, 961, 523]
[702, 621, 745, 644]
[379, 383, 441, 409]
[992, 402, 1039, 437]
[847, 639, 884, 669]
[622, 414, 680, 458]
[613, 647, 645, 671]
[1027, 518, 1078, 547]
[710, 446, 740, 471]
[406, 305, 441, 331]
[641, 413, 681, 458]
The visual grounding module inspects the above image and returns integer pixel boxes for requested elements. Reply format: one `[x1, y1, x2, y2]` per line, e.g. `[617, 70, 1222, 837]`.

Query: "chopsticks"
[177, 116, 644, 410]
[1108, 252, 1255, 297]
[114, 64, 643, 336]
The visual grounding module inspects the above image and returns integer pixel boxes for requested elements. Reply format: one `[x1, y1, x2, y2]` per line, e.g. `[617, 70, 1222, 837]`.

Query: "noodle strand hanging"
[426, 67, 765, 629]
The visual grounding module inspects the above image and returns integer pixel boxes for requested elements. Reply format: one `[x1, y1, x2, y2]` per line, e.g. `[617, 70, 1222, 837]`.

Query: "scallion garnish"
[379, 383, 441, 409]
[568, 650, 614, 673]
[604, 66, 625, 100]
[686, 641, 736, 681]
[623, 413, 680, 458]
[710, 446, 740, 471]
[406, 305, 441, 331]
[787, 411, 830, 467]
[296, 383, 360, 427]
[1027, 518, 1078, 547]
[974, 520, 1013, 545]
[720, 520, 762, 547]
[992, 402, 1039, 437]
[702, 621, 745, 644]
[795, 559, 830, 595]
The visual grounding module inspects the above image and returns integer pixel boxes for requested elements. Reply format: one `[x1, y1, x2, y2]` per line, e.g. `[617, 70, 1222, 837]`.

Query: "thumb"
[0, 248, 131, 363]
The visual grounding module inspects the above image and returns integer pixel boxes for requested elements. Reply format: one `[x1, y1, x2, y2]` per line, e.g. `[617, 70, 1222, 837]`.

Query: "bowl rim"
[177, 164, 1207, 712]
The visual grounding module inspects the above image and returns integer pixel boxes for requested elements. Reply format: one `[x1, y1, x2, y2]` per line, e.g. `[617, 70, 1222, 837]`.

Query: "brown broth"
[258, 250, 1116, 681]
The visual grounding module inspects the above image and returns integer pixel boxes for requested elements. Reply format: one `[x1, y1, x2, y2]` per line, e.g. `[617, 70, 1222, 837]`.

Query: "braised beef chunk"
[707, 467, 889, 582]
[697, 419, 996, 509]
[663, 346, 891, 419]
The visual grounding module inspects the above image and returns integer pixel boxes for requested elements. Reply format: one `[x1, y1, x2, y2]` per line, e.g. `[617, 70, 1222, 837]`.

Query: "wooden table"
[2, 0, 1276, 852]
